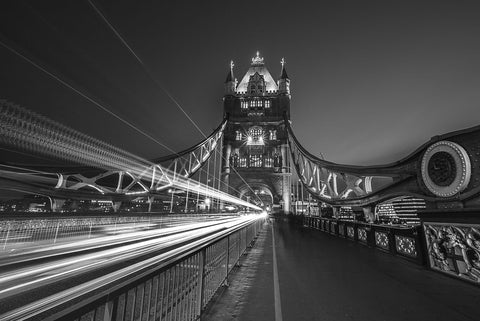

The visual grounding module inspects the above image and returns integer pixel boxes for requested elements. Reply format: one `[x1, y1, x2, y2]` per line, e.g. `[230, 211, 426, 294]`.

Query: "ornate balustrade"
[303, 216, 425, 265]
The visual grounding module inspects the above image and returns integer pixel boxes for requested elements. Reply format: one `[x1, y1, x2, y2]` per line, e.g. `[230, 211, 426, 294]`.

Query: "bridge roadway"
[203, 218, 480, 321]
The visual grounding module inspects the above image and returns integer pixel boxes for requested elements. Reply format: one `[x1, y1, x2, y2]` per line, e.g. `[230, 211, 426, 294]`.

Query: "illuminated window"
[241, 101, 248, 109]
[269, 130, 277, 140]
[249, 155, 262, 167]
[264, 157, 273, 167]
[247, 126, 264, 145]
[239, 157, 247, 167]
[236, 130, 242, 140]
[265, 100, 271, 108]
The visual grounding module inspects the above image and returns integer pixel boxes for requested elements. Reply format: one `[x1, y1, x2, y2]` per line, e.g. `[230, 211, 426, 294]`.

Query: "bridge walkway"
[202, 218, 480, 321]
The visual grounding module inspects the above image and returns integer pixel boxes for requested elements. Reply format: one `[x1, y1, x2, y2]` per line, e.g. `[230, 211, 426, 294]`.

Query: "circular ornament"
[421, 141, 471, 197]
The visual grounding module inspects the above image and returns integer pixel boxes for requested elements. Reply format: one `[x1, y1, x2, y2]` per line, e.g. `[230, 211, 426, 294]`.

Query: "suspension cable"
[87, 2, 262, 205]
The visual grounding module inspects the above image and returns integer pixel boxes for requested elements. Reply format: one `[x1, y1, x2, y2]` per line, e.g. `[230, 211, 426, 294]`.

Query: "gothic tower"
[221, 52, 291, 213]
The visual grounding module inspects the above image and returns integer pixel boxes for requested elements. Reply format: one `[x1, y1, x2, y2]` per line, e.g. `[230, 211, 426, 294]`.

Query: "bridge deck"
[202, 218, 480, 321]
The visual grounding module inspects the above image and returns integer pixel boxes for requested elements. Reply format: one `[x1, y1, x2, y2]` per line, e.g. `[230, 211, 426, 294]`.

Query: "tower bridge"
[1, 53, 480, 320]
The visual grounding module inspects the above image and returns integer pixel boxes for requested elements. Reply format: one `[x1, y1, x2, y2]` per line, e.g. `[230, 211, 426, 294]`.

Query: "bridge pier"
[147, 196, 154, 213]
[362, 206, 375, 223]
[50, 198, 66, 212]
[112, 201, 122, 212]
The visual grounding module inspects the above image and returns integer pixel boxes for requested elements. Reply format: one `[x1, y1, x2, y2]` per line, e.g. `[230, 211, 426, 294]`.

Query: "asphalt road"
[203, 218, 480, 321]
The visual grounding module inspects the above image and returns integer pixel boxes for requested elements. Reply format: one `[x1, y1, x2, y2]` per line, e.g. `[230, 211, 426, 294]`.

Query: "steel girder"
[285, 117, 480, 208]
[0, 99, 226, 199]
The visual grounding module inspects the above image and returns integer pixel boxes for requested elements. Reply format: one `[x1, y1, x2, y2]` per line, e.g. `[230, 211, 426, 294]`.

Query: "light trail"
[0, 215, 237, 262]
[0, 214, 264, 321]
[0, 215, 261, 301]
[0, 101, 261, 210]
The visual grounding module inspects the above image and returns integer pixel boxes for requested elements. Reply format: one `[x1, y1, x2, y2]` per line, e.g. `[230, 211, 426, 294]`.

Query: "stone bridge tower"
[221, 52, 291, 213]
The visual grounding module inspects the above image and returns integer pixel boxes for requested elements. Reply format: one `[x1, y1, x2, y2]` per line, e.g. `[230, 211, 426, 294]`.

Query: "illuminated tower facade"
[221, 52, 291, 212]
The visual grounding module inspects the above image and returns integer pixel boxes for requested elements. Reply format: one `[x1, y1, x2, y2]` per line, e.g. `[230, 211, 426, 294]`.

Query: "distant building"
[376, 196, 426, 224]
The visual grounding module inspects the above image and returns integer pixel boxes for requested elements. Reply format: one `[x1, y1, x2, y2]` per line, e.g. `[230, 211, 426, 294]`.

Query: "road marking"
[271, 222, 283, 321]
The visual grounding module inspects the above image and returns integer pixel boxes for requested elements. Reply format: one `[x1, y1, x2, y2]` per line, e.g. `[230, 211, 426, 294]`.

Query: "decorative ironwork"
[395, 235, 418, 258]
[424, 223, 480, 282]
[358, 228, 367, 242]
[339, 223, 345, 236]
[347, 226, 355, 239]
[427, 152, 456, 186]
[375, 231, 389, 249]
[421, 141, 471, 197]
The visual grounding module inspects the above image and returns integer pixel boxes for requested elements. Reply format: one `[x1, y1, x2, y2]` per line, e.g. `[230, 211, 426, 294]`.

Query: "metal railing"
[0, 213, 235, 253]
[0, 215, 265, 320]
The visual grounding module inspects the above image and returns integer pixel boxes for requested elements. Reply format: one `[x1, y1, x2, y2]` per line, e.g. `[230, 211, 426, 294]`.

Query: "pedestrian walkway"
[202, 218, 480, 321]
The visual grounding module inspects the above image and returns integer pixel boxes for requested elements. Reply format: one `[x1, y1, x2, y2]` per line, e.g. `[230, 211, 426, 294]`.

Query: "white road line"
[272, 222, 283, 321]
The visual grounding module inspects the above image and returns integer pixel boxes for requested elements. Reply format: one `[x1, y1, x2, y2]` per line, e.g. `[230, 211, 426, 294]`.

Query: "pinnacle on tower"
[278, 57, 290, 95]
[225, 60, 235, 83]
[251, 51, 265, 66]
[280, 58, 289, 79]
[224, 60, 236, 95]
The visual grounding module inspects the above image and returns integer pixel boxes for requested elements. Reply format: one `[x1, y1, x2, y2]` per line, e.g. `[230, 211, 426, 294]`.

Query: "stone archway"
[237, 183, 275, 210]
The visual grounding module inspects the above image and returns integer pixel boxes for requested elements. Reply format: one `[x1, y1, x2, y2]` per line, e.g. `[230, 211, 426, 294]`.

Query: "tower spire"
[280, 58, 289, 79]
[251, 51, 264, 66]
[225, 60, 235, 83]
[224, 60, 236, 95]
[278, 57, 290, 95]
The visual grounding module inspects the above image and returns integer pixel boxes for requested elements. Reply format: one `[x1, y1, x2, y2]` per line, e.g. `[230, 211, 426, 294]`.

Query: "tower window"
[236, 130, 242, 141]
[269, 130, 277, 140]
[239, 157, 247, 167]
[264, 157, 273, 167]
[265, 100, 271, 108]
[249, 155, 262, 167]
[247, 126, 264, 145]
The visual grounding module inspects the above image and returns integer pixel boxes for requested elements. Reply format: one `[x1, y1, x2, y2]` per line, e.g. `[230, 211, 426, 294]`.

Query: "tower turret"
[224, 60, 237, 96]
[278, 58, 291, 96]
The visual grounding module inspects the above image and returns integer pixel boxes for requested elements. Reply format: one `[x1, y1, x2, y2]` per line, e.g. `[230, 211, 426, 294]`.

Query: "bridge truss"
[286, 116, 480, 208]
[0, 100, 260, 211]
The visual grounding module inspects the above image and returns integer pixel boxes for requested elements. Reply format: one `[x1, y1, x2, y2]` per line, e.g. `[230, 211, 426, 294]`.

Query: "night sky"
[2, 0, 480, 166]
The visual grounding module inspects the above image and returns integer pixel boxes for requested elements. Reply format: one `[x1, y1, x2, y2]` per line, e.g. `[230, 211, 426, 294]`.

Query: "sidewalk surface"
[202, 218, 480, 321]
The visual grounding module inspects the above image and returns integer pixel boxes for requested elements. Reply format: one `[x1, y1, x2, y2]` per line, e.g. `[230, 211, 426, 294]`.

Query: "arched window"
[236, 130, 242, 141]
[247, 126, 264, 145]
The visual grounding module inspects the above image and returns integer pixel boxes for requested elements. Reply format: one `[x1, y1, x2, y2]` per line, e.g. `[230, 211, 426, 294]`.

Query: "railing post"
[196, 248, 206, 318]
[3, 224, 10, 250]
[225, 235, 230, 286]
[88, 221, 93, 239]
[102, 301, 114, 321]
[53, 220, 60, 244]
